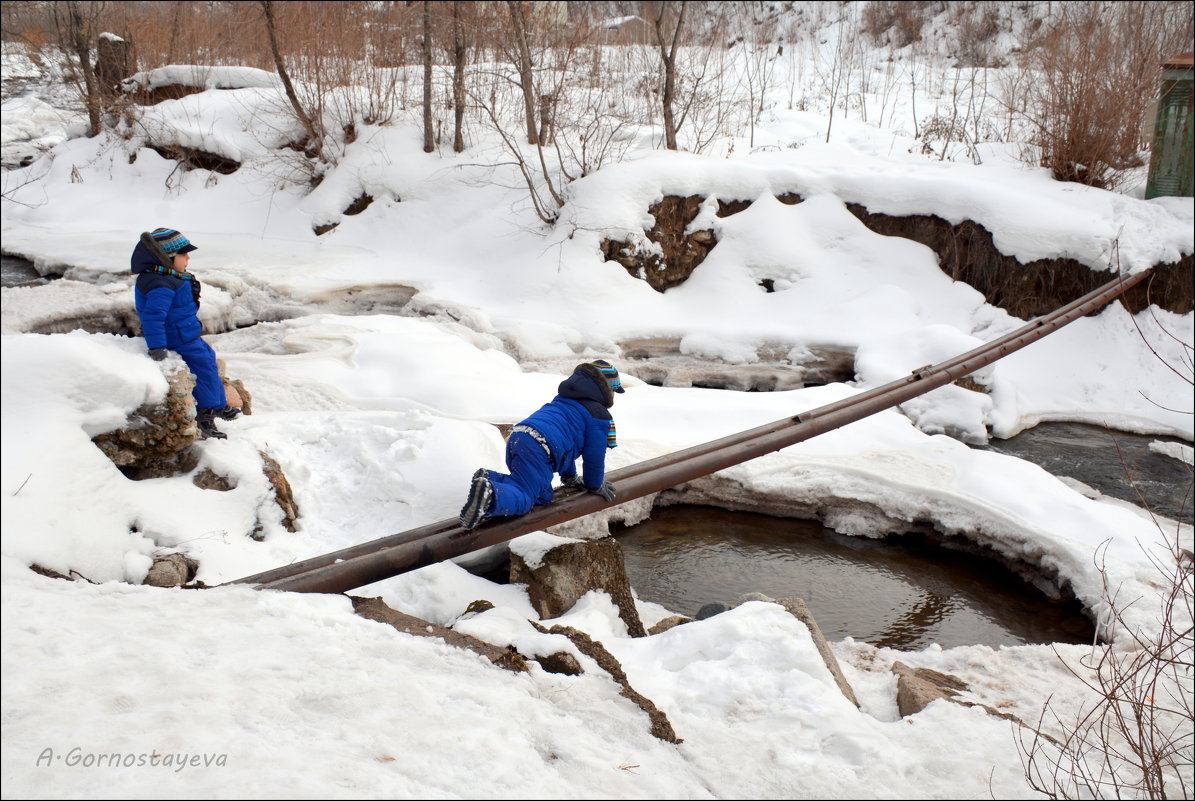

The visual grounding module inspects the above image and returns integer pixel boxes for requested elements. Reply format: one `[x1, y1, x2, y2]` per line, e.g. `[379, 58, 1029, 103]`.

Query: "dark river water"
[980, 422, 1191, 523]
[616, 504, 1098, 650]
[616, 425, 1190, 650]
[1, 254, 50, 287]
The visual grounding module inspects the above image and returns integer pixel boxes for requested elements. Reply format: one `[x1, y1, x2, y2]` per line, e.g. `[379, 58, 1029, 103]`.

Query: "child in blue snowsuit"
[131, 227, 240, 439]
[459, 360, 624, 529]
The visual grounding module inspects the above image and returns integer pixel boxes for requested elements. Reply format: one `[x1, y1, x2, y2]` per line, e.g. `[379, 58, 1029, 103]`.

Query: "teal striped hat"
[590, 359, 625, 393]
[151, 227, 197, 254]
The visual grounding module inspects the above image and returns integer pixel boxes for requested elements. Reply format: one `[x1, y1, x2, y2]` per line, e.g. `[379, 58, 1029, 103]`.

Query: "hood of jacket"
[558, 363, 614, 419]
[130, 240, 167, 275]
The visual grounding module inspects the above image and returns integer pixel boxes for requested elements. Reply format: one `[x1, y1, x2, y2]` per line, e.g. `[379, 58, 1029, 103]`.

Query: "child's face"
[172, 252, 191, 269]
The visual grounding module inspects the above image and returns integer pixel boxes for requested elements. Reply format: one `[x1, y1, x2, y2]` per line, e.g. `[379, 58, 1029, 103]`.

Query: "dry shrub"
[1, 0, 53, 46]
[860, 0, 935, 48]
[1019, 512, 1193, 799]
[1016, 1, 1193, 190]
[107, 2, 272, 72]
[1019, 293, 1194, 800]
[950, 1, 1006, 68]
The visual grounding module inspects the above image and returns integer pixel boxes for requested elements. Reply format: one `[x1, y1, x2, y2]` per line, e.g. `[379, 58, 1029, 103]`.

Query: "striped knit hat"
[151, 227, 198, 255]
[590, 359, 625, 393]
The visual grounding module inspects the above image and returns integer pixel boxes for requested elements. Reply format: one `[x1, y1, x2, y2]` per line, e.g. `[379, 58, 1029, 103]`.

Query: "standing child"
[459, 360, 625, 529]
[131, 227, 240, 440]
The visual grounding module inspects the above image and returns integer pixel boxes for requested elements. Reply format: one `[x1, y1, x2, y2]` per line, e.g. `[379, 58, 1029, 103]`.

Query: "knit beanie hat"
[151, 227, 198, 255]
[590, 359, 625, 393]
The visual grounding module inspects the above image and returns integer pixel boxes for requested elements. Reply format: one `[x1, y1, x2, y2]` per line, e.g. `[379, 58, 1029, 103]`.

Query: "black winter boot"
[196, 407, 228, 440]
[214, 405, 242, 420]
[458, 468, 494, 530]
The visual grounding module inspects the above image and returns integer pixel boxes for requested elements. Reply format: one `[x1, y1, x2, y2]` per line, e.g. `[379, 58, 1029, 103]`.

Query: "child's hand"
[591, 481, 616, 502]
[560, 474, 584, 489]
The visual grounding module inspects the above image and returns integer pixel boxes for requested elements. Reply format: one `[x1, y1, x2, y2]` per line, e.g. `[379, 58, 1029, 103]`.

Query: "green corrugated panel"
[1146, 64, 1194, 199]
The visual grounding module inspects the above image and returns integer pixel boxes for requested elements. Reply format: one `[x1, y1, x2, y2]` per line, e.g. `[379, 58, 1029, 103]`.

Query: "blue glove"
[591, 481, 616, 502]
[148, 347, 168, 361]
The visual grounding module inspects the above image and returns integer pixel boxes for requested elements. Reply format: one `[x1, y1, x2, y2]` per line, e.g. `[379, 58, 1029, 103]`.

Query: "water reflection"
[615, 505, 1095, 651]
[880, 591, 955, 650]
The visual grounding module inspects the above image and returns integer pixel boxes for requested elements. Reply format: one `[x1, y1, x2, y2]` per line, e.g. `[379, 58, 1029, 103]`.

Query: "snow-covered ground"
[2, 19, 1192, 800]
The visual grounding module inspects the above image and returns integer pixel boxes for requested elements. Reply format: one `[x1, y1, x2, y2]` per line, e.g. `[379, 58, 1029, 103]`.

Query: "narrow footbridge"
[228, 270, 1152, 595]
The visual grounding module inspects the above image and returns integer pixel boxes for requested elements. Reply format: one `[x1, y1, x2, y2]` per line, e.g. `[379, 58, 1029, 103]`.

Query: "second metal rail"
[230, 268, 1152, 595]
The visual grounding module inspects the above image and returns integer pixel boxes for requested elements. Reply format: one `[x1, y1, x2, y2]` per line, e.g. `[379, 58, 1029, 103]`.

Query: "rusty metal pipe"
[232, 269, 1151, 594]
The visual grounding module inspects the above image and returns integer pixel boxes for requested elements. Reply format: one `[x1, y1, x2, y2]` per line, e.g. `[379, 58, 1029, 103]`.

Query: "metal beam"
[229, 269, 1153, 595]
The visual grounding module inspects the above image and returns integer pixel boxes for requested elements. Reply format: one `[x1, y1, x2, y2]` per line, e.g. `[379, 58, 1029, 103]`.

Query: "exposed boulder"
[92, 367, 201, 473]
[144, 552, 199, 587]
[891, 660, 969, 716]
[192, 468, 235, 491]
[696, 602, 729, 619]
[92, 362, 258, 480]
[648, 615, 693, 635]
[601, 195, 717, 292]
[218, 359, 253, 414]
[261, 453, 300, 533]
[888, 659, 1053, 741]
[509, 535, 647, 637]
[530, 650, 585, 676]
[90, 364, 300, 541]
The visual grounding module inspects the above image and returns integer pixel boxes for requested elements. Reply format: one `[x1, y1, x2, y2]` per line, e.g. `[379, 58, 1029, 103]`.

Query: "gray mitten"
[148, 347, 168, 361]
[591, 481, 616, 502]
[560, 474, 584, 489]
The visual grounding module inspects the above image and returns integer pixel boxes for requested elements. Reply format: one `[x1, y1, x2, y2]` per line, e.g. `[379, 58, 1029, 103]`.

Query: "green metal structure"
[1146, 52, 1194, 199]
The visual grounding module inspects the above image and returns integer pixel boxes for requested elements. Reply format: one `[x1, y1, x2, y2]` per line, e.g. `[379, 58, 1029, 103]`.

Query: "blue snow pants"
[173, 337, 227, 410]
[488, 431, 555, 518]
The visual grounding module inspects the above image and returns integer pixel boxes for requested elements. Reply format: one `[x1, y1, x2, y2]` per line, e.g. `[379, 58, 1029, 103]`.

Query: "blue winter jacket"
[520, 365, 616, 491]
[130, 241, 202, 349]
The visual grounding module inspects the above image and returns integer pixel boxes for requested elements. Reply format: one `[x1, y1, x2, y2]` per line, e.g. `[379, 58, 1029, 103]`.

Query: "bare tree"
[260, 1, 323, 161]
[741, 41, 782, 149]
[505, 0, 540, 146]
[48, 0, 105, 137]
[422, 0, 434, 152]
[470, 87, 562, 224]
[646, 0, 687, 151]
[815, 2, 861, 144]
[450, 0, 468, 153]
